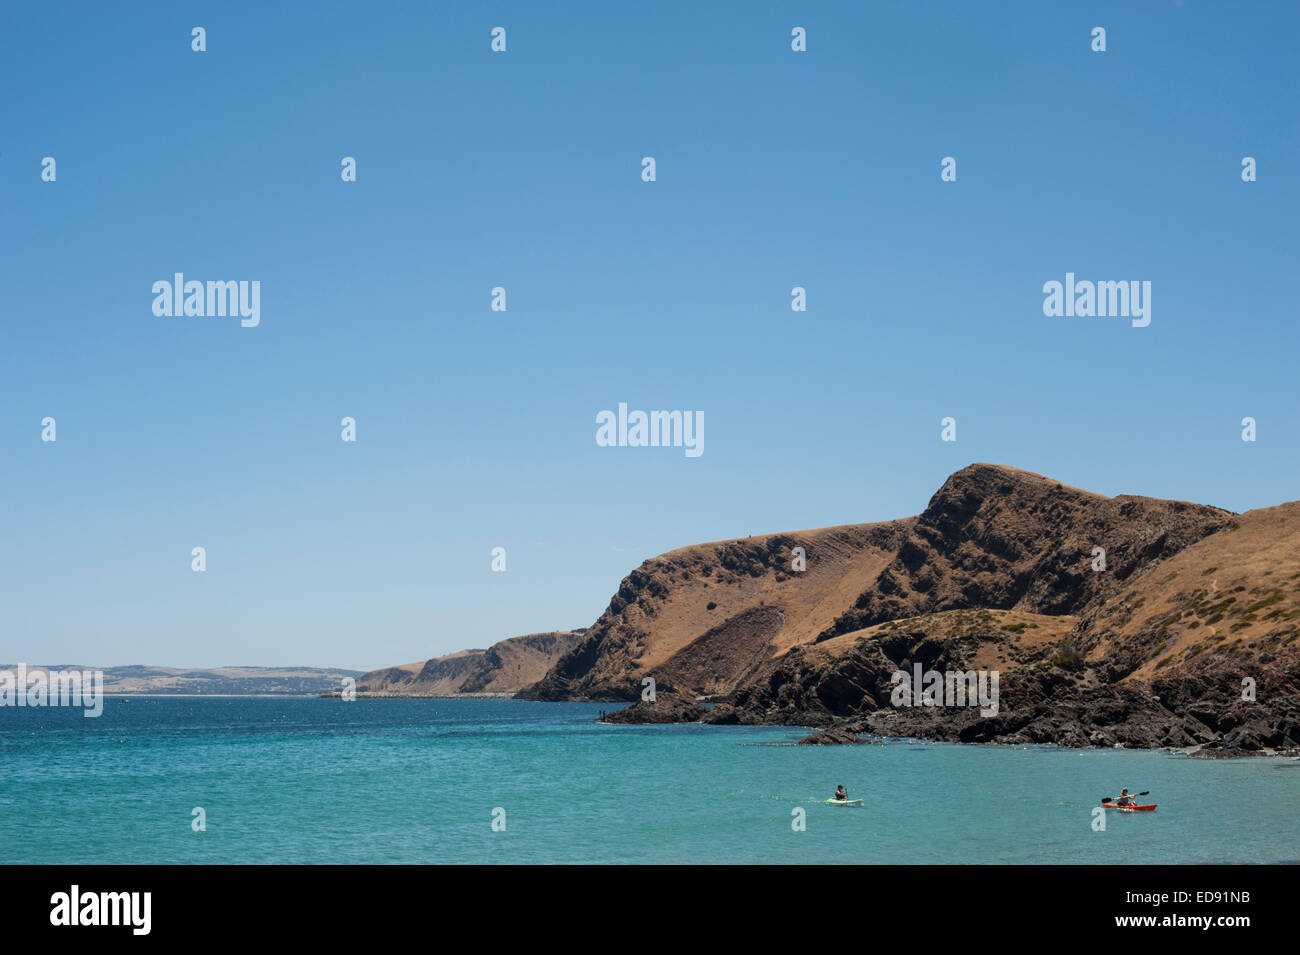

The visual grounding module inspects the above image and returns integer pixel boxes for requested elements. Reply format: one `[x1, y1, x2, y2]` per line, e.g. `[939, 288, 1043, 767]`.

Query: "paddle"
[1101, 791, 1150, 802]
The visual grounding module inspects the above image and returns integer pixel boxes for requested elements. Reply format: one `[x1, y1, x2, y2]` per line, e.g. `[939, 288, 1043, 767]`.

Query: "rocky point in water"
[598, 693, 708, 724]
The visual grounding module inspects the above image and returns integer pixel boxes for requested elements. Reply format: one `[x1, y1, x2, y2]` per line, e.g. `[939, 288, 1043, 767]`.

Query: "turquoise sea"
[1, 697, 1297, 864]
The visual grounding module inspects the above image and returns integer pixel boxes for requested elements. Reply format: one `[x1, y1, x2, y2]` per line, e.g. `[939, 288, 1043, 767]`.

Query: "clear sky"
[2, 1, 1296, 670]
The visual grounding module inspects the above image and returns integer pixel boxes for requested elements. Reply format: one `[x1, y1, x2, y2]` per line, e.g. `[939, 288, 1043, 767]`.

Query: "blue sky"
[2, 1, 1296, 669]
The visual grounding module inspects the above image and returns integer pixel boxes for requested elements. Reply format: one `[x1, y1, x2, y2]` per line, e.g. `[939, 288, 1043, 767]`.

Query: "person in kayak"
[833, 785, 848, 802]
[1115, 788, 1135, 807]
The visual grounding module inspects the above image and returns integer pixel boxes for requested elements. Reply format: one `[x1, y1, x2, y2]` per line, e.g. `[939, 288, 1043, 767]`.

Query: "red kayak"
[1101, 802, 1157, 811]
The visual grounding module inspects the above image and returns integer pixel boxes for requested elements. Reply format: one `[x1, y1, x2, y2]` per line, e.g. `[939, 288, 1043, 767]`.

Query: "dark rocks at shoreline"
[601, 644, 1300, 757]
[599, 693, 708, 724]
[598, 697, 1300, 755]
[796, 725, 869, 745]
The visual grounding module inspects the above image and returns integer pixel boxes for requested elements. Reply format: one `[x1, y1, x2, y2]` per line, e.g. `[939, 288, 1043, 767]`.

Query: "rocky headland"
[525, 465, 1300, 757]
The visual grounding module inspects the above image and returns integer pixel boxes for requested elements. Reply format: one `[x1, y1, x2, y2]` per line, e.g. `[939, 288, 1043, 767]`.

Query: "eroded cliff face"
[525, 465, 1300, 754]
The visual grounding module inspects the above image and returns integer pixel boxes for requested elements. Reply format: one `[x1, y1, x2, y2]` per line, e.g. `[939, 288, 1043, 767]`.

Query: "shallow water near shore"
[2, 697, 1297, 864]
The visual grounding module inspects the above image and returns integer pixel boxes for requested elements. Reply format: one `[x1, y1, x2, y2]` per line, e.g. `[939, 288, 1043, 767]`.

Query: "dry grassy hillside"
[1079, 501, 1300, 680]
[460, 631, 582, 694]
[524, 463, 1231, 702]
[355, 632, 581, 697]
[524, 519, 912, 700]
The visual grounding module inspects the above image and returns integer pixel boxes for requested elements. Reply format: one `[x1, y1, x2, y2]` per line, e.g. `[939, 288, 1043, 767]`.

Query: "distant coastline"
[4, 664, 361, 697]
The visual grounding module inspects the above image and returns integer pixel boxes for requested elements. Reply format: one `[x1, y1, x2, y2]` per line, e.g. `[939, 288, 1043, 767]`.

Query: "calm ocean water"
[1, 697, 1297, 864]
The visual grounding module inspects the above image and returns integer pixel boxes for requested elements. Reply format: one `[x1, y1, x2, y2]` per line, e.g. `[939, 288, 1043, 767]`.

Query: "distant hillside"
[1, 664, 362, 695]
[352, 631, 583, 697]
[518, 464, 1300, 756]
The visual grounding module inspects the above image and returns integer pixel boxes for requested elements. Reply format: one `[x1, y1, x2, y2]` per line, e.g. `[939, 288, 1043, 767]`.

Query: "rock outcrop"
[796, 726, 869, 745]
[598, 693, 708, 724]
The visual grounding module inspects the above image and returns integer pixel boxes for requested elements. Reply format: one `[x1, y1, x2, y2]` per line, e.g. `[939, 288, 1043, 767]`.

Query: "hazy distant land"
[2, 664, 362, 696]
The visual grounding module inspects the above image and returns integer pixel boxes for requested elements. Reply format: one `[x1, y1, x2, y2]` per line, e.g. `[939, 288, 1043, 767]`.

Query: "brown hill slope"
[354, 650, 485, 695]
[523, 520, 912, 700]
[355, 632, 582, 697]
[522, 464, 1233, 703]
[1082, 501, 1300, 753]
[460, 631, 583, 694]
[1079, 501, 1300, 680]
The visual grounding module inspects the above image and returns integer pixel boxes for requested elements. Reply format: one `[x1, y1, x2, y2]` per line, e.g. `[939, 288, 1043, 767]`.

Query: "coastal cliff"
[519, 465, 1300, 755]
